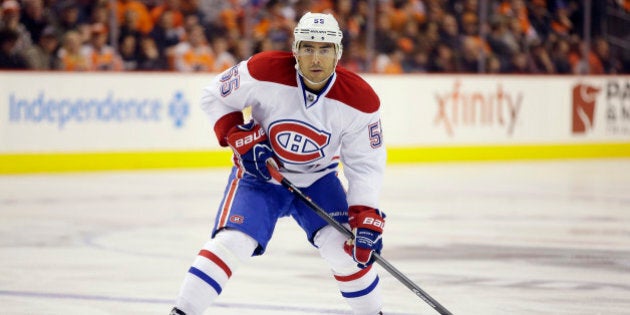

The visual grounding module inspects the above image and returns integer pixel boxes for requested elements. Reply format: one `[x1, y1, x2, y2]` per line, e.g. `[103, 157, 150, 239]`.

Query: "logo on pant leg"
[229, 215, 244, 224]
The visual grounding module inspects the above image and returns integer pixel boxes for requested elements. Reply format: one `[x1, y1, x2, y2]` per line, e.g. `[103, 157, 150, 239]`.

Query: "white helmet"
[293, 12, 343, 60]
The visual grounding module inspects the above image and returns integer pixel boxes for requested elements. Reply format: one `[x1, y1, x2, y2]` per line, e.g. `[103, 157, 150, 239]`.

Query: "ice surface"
[1, 159, 629, 314]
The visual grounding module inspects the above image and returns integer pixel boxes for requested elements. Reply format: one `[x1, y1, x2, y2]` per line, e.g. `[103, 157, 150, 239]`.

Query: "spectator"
[75, 22, 93, 45]
[342, 0, 370, 43]
[508, 51, 533, 73]
[233, 36, 255, 60]
[52, 0, 81, 38]
[118, 8, 143, 46]
[150, 0, 184, 28]
[334, 0, 357, 42]
[385, 0, 412, 33]
[19, 0, 49, 44]
[426, 0, 447, 24]
[458, 35, 484, 73]
[172, 24, 214, 72]
[0, 28, 28, 69]
[497, 0, 538, 43]
[397, 19, 420, 55]
[439, 14, 460, 51]
[80, 23, 123, 71]
[486, 54, 503, 73]
[459, 11, 491, 54]
[119, 33, 139, 70]
[198, 0, 228, 28]
[593, 37, 622, 74]
[568, 36, 604, 74]
[374, 49, 405, 74]
[149, 9, 184, 59]
[1, 0, 33, 52]
[450, 0, 482, 20]
[211, 36, 236, 72]
[373, 12, 397, 55]
[429, 43, 457, 73]
[550, 37, 572, 74]
[486, 15, 517, 72]
[252, 1, 294, 52]
[218, 0, 244, 41]
[529, 40, 555, 73]
[137, 36, 168, 70]
[460, 11, 480, 37]
[116, 0, 153, 35]
[549, 2, 574, 37]
[529, 0, 553, 42]
[408, 0, 428, 25]
[402, 48, 430, 73]
[89, 3, 109, 26]
[339, 41, 369, 73]
[416, 21, 440, 53]
[504, 15, 528, 52]
[23, 25, 60, 70]
[179, 0, 201, 18]
[253, 37, 274, 54]
[458, 12, 491, 70]
[57, 30, 89, 71]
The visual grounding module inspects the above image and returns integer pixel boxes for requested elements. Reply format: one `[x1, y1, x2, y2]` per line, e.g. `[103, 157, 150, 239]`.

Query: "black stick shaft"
[267, 163, 453, 315]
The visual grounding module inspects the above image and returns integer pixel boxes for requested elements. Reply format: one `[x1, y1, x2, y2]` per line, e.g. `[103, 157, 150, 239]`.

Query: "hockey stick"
[266, 161, 453, 315]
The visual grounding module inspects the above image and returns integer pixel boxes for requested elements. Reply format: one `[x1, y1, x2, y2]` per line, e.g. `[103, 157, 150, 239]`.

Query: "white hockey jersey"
[200, 51, 386, 209]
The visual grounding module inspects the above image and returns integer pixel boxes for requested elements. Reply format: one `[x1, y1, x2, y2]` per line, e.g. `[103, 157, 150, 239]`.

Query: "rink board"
[1, 72, 629, 173]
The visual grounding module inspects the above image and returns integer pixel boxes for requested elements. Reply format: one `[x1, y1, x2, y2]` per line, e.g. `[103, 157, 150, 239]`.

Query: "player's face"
[296, 41, 337, 90]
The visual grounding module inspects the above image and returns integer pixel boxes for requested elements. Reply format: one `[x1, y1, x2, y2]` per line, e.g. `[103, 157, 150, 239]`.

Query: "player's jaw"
[303, 64, 333, 82]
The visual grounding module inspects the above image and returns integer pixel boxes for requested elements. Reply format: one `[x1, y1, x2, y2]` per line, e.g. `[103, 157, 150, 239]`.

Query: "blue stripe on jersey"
[340, 276, 379, 298]
[188, 267, 222, 295]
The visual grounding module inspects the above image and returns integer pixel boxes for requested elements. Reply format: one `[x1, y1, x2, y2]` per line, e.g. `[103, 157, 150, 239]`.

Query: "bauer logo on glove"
[231, 126, 266, 153]
[344, 205, 386, 268]
[226, 120, 277, 181]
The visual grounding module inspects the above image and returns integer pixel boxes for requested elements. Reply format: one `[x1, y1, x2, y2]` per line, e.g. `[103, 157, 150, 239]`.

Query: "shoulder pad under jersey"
[327, 67, 380, 113]
[247, 51, 297, 87]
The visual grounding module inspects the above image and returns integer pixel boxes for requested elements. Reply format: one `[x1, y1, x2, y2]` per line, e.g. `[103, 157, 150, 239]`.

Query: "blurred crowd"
[0, 0, 628, 73]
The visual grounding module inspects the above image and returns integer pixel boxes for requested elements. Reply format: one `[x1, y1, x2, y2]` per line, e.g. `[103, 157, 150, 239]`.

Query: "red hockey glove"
[344, 205, 385, 268]
[226, 120, 275, 181]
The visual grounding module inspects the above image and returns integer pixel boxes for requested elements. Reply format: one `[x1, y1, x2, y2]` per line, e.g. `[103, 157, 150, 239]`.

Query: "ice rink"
[1, 159, 629, 315]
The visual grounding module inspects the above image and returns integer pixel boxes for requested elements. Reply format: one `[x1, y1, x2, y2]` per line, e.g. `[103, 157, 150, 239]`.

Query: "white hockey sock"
[334, 266, 383, 315]
[175, 229, 257, 315]
[314, 226, 384, 315]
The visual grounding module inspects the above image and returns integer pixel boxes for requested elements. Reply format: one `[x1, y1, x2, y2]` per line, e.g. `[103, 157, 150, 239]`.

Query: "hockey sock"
[334, 265, 383, 315]
[175, 229, 257, 315]
[314, 226, 384, 315]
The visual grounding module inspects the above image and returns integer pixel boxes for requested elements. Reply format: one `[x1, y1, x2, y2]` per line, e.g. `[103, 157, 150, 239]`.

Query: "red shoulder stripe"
[327, 67, 380, 113]
[247, 51, 297, 87]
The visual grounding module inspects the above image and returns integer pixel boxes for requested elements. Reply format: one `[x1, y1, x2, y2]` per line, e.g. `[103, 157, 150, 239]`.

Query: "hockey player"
[171, 11, 386, 315]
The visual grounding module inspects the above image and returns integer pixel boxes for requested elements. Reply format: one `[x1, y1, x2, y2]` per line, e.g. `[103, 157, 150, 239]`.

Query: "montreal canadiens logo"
[268, 120, 331, 164]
